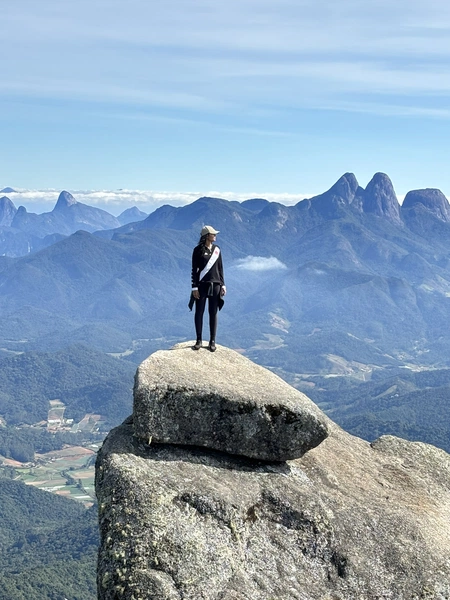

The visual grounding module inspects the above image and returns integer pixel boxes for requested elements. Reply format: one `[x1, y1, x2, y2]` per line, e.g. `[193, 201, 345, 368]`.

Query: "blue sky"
[2, 0, 450, 214]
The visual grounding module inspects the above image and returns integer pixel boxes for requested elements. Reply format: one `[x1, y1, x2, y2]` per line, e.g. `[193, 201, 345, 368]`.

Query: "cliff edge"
[96, 343, 450, 599]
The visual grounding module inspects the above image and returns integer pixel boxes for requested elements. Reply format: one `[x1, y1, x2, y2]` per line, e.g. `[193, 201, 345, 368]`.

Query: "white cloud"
[234, 256, 288, 272]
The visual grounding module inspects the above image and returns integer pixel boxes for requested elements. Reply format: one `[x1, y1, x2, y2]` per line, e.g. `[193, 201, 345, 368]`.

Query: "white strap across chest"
[199, 246, 220, 281]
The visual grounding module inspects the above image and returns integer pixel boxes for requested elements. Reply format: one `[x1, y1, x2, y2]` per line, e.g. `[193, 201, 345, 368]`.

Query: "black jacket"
[191, 243, 225, 289]
[189, 243, 225, 311]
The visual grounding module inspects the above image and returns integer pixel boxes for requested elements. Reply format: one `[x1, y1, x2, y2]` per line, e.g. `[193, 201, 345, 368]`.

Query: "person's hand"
[220, 285, 226, 297]
[193, 290, 200, 299]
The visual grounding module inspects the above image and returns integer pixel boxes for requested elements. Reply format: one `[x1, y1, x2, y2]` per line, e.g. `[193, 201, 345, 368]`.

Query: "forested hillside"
[0, 345, 134, 427]
[306, 367, 450, 453]
[0, 478, 97, 600]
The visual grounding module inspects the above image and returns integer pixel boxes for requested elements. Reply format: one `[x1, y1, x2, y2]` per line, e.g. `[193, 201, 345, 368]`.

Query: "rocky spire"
[308, 173, 360, 218]
[326, 172, 360, 202]
[10, 205, 28, 227]
[362, 173, 401, 223]
[0, 196, 17, 226]
[402, 188, 450, 222]
[53, 190, 78, 211]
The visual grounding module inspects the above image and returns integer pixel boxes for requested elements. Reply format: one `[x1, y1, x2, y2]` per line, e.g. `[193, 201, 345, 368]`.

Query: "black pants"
[194, 282, 221, 342]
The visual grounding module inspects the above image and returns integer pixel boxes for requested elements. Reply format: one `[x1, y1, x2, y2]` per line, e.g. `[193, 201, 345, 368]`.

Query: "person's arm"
[191, 247, 201, 298]
[218, 251, 226, 295]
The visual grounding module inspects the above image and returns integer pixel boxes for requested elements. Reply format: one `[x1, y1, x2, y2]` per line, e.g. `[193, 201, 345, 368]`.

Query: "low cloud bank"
[234, 256, 288, 272]
[1, 188, 311, 216]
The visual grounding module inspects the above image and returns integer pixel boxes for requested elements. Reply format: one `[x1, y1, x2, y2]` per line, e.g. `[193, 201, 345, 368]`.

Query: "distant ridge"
[1, 174, 449, 257]
[117, 206, 148, 225]
[7, 190, 121, 242]
[241, 198, 270, 212]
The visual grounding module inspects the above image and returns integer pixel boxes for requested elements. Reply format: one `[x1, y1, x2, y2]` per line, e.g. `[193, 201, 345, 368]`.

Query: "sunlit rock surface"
[133, 342, 329, 461]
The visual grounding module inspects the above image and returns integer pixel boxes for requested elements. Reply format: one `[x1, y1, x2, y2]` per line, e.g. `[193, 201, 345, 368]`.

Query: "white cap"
[201, 225, 219, 236]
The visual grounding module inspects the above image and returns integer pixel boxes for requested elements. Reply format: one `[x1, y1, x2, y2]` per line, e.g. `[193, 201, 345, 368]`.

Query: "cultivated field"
[2, 444, 98, 507]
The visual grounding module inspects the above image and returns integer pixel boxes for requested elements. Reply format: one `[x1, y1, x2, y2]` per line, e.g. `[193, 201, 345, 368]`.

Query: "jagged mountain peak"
[306, 173, 360, 218]
[0, 196, 15, 207]
[368, 172, 394, 186]
[0, 196, 18, 227]
[402, 188, 450, 222]
[53, 190, 78, 211]
[362, 172, 401, 223]
[365, 172, 397, 199]
[327, 172, 360, 200]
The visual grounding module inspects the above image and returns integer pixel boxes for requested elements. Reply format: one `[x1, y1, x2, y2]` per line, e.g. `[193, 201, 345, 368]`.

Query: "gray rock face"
[362, 172, 402, 223]
[0, 196, 17, 227]
[96, 420, 450, 600]
[53, 190, 78, 210]
[402, 188, 450, 222]
[326, 172, 360, 202]
[133, 342, 329, 461]
[308, 173, 361, 219]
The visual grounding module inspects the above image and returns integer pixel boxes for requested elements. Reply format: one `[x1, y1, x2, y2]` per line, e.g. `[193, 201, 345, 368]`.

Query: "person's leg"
[194, 292, 207, 347]
[207, 284, 221, 350]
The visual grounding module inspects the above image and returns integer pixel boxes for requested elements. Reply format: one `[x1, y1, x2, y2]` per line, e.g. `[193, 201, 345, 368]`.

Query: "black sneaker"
[193, 340, 202, 350]
[209, 341, 216, 352]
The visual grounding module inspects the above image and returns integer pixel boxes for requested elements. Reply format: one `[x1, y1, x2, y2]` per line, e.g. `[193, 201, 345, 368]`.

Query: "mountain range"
[1, 172, 450, 367]
[0, 191, 148, 257]
[1, 171, 450, 447]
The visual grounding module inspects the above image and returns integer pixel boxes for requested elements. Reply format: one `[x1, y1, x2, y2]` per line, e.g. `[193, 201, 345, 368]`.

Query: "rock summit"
[133, 342, 329, 461]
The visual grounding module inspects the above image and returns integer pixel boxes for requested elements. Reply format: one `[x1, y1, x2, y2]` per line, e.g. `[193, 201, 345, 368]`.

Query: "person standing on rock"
[190, 225, 226, 352]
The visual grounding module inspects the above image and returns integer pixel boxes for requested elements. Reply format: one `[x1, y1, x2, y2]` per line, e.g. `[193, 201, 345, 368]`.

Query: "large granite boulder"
[133, 342, 329, 461]
[96, 419, 450, 599]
